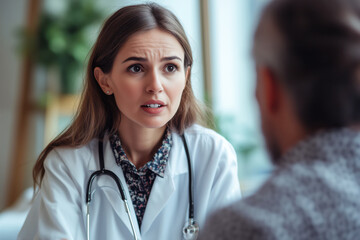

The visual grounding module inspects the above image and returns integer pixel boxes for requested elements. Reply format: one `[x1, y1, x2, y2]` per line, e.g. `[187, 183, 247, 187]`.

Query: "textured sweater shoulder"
[200, 128, 360, 240]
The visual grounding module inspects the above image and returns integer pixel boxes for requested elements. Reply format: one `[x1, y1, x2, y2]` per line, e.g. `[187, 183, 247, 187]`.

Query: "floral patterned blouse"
[109, 128, 172, 227]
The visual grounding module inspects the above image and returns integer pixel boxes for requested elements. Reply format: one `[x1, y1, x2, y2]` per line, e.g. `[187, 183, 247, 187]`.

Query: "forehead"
[117, 28, 184, 58]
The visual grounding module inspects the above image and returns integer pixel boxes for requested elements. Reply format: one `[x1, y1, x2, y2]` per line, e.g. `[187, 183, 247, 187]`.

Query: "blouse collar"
[109, 127, 172, 177]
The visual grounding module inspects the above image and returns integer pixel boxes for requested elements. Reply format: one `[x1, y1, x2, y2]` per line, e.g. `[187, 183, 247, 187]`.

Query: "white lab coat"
[18, 124, 241, 240]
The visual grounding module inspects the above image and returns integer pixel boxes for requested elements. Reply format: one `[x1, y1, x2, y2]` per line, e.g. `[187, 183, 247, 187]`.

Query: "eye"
[127, 64, 143, 73]
[164, 64, 178, 73]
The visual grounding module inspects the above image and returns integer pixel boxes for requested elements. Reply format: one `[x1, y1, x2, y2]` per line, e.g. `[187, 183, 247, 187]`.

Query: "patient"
[200, 0, 360, 239]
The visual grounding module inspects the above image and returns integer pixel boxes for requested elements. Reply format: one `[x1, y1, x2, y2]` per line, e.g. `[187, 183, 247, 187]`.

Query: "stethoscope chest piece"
[183, 219, 199, 240]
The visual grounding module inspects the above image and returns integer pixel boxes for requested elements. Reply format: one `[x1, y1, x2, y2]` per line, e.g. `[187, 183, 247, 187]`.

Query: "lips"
[141, 100, 166, 107]
[141, 100, 166, 114]
[143, 103, 163, 108]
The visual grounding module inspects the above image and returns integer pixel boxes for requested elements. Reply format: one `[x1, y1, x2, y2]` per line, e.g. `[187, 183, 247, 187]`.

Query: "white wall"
[0, 0, 27, 210]
[208, 0, 272, 195]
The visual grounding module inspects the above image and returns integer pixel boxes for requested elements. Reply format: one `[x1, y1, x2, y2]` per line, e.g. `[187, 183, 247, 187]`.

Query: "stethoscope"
[85, 133, 199, 240]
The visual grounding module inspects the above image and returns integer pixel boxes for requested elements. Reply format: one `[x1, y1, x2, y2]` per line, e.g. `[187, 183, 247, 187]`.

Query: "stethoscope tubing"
[181, 134, 194, 220]
[86, 132, 196, 240]
[86, 133, 138, 240]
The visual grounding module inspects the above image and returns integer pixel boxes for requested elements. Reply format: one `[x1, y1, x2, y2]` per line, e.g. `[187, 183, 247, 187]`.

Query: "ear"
[256, 66, 282, 114]
[184, 66, 191, 89]
[185, 66, 191, 81]
[94, 67, 112, 94]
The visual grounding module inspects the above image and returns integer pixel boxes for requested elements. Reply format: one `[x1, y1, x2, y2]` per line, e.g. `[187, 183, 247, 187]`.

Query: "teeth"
[146, 104, 161, 108]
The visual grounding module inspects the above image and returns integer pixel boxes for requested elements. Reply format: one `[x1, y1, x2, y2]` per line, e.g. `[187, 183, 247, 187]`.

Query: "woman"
[18, 3, 240, 240]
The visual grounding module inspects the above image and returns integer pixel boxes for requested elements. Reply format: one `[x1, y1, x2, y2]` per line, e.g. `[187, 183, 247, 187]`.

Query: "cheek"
[111, 81, 143, 113]
[113, 80, 142, 98]
[168, 79, 186, 103]
[256, 81, 267, 125]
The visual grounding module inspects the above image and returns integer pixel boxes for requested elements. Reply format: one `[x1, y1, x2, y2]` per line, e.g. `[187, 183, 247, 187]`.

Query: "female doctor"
[18, 3, 241, 240]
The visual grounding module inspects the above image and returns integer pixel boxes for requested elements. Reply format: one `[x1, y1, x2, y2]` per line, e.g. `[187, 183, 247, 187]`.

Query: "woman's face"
[95, 28, 189, 130]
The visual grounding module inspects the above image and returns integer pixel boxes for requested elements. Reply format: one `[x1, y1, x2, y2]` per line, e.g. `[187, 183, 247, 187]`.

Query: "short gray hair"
[253, 0, 360, 131]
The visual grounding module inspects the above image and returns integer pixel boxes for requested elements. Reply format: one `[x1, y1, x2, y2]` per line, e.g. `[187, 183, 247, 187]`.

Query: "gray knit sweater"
[200, 128, 360, 240]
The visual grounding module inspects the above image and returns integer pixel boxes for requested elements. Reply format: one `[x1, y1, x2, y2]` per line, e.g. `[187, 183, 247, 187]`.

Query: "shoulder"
[182, 124, 234, 150]
[241, 165, 310, 212]
[200, 199, 271, 240]
[175, 124, 237, 165]
[200, 161, 332, 240]
[201, 180, 295, 240]
[178, 124, 238, 176]
[220, 164, 318, 232]
[44, 138, 97, 172]
[184, 124, 224, 138]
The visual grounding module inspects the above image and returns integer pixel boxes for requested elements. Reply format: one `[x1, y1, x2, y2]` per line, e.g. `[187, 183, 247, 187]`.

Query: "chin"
[140, 119, 169, 129]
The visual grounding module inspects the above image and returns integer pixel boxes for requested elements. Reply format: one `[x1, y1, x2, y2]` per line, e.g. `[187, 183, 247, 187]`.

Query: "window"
[208, 0, 272, 196]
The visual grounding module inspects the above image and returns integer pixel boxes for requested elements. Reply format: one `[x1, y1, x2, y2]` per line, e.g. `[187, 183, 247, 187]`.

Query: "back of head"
[253, 0, 360, 132]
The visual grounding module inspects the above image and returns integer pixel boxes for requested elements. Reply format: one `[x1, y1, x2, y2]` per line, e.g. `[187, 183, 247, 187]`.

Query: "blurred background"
[0, 0, 271, 238]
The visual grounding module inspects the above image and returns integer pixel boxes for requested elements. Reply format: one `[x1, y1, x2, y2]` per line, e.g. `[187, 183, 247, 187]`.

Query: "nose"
[146, 70, 163, 94]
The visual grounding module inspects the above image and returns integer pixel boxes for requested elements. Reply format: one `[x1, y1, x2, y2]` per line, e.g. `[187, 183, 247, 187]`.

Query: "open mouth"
[141, 100, 166, 114]
[142, 104, 163, 108]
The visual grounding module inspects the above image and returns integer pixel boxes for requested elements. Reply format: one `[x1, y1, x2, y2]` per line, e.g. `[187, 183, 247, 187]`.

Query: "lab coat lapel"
[94, 136, 141, 237]
[140, 169, 175, 234]
[141, 133, 188, 235]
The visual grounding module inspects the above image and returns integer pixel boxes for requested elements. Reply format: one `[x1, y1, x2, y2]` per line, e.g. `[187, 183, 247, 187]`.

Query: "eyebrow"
[122, 56, 182, 63]
[161, 56, 182, 62]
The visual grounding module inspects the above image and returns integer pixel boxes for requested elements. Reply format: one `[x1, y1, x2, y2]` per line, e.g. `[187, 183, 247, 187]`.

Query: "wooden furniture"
[6, 0, 42, 208]
[43, 94, 80, 144]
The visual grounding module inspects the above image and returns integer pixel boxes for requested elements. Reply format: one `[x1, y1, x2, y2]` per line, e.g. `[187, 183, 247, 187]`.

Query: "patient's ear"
[94, 67, 112, 94]
[257, 66, 282, 114]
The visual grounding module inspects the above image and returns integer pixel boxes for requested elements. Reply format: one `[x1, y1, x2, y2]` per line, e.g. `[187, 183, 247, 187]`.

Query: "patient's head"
[253, 0, 360, 161]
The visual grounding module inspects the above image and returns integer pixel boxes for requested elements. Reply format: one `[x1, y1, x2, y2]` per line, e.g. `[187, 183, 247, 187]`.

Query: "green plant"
[22, 0, 104, 94]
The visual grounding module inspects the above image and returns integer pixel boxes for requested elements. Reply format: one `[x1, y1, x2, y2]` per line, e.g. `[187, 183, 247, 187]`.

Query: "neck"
[350, 124, 360, 131]
[272, 96, 309, 158]
[118, 122, 166, 169]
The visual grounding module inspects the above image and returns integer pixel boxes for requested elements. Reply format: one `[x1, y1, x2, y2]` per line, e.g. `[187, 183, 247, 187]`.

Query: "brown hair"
[33, 3, 205, 187]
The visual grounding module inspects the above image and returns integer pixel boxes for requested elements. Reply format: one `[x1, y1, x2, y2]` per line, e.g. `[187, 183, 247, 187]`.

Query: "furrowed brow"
[122, 57, 147, 63]
[161, 56, 182, 62]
